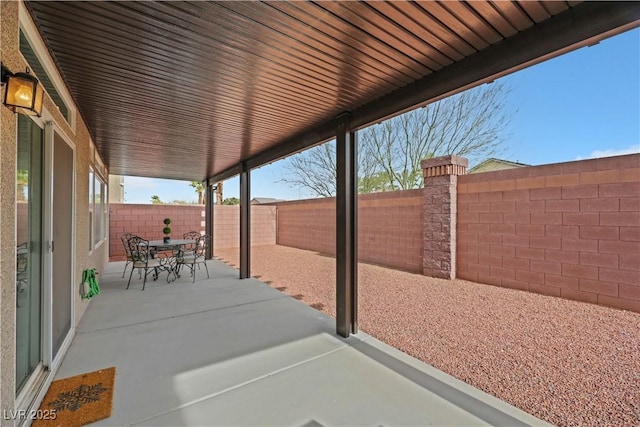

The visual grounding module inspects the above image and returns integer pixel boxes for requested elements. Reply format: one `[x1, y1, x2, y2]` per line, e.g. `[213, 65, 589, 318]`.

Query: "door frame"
[42, 122, 77, 369]
[15, 116, 77, 415]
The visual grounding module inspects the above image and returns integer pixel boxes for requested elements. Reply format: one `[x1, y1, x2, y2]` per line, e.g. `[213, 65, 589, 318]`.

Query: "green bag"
[81, 268, 100, 299]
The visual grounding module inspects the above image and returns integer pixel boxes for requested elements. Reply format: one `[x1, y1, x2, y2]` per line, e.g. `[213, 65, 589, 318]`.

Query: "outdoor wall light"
[1, 63, 44, 117]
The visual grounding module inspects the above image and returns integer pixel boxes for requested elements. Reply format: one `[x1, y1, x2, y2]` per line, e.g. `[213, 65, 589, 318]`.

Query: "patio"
[3, 1, 638, 423]
[216, 245, 640, 427]
[54, 259, 547, 426]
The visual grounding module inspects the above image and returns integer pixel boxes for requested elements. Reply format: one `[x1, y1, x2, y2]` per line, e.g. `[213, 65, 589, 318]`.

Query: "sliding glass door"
[16, 115, 44, 394]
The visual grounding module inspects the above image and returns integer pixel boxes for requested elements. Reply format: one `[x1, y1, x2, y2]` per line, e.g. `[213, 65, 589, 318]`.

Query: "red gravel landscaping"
[215, 245, 640, 427]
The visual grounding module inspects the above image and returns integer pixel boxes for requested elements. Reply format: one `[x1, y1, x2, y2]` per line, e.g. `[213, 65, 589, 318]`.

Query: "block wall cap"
[421, 155, 469, 169]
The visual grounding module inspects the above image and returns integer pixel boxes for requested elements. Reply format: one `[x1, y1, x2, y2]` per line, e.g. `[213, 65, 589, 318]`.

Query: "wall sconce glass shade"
[2, 67, 44, 117]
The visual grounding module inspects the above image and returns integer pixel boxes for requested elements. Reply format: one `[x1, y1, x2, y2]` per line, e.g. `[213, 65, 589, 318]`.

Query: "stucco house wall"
[1, 2, 109, 421]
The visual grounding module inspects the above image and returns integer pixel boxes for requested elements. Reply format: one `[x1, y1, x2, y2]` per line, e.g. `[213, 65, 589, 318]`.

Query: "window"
[93, 176, 105, 246]
[89, 168, 108, 251]
[89, 168, 93, 250]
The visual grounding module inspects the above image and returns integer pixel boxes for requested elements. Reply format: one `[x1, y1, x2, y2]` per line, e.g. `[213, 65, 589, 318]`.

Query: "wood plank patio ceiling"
[24, 1, 639, 181]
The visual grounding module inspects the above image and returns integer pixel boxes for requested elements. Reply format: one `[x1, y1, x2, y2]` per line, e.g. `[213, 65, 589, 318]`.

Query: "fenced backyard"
[108, 153, 640, 426]
[110, 153, 640, 313]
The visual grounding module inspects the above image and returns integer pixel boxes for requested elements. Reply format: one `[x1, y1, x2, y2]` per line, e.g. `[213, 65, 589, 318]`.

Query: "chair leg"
[142, 269, 148, 290]
[203, 261, 209, 279]
[122, 260, 129, 278]
[127, 266, 135, 289]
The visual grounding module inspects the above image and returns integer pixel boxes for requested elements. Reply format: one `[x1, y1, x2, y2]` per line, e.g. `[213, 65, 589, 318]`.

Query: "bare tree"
[281, 142, 338, 197]
[281, 82, 515, 196]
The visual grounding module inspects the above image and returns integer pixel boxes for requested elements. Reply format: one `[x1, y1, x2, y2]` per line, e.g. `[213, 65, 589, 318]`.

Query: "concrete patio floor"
[54, 260, 550, 426]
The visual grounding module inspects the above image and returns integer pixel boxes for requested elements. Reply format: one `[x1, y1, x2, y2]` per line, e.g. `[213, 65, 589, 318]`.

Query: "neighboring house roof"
[251, 197, 285, 205]
[468, 158, 531, 174]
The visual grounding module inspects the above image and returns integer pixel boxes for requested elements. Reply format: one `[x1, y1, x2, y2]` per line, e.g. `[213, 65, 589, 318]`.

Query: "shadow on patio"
[55, 260, 547, 426]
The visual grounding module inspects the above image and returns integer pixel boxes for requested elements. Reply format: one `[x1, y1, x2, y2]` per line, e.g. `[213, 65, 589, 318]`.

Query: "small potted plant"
[163, 218, 172, 243]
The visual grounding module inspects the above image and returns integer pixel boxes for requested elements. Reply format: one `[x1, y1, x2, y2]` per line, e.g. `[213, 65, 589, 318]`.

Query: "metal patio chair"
[121, 232, 136, 278]
[176, 234, 211, 283]
[181, 231, 201, 257]
[126, 236, 170, 290]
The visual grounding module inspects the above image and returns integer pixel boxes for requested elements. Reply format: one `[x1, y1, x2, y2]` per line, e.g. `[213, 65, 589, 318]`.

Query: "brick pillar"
[421, 155, 468, 279]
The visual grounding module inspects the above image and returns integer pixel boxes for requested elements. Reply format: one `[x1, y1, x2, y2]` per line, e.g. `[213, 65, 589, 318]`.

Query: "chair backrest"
[121, 233, 135, 256]
[127, 235, 151, 263]
[196, 235, 211, 258]
[183, 231, 201, 252]
[183, 231, 201, 240]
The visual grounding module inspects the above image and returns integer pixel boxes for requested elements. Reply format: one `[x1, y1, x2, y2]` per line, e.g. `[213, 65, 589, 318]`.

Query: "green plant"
[163, 218, 172, 236]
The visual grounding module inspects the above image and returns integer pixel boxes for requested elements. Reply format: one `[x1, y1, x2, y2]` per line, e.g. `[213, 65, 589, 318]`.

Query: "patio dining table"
[147, 239, 196, 282]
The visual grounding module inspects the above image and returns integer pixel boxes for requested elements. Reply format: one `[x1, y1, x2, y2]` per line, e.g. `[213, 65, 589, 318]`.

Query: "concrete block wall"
[275, 197, 336, 255]
[213, 205, 240, 250]
[359, 190, 424, 272]
[251, 205, 278, 247]
[456, 154, 640, 312]
[275, 189, 424, 273]
[213, 205, 277, 251]
[109, 204, 205, 260]
[109, 204, 276, 259]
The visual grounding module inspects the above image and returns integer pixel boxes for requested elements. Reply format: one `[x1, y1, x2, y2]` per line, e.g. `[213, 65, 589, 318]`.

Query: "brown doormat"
[32, 367, 115, 427]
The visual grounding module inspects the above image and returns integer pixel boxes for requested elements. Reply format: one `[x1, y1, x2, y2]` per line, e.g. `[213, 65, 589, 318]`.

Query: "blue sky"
[123, 28, 639, 204]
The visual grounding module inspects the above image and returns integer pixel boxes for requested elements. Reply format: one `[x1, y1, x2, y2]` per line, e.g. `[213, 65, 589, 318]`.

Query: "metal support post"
[205, 179, 214, 260]
[335, 112, 358, 337]
[239, 162, 251, 279]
